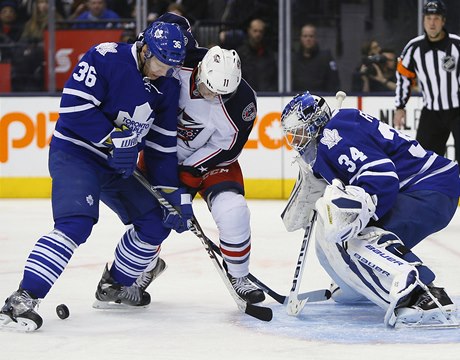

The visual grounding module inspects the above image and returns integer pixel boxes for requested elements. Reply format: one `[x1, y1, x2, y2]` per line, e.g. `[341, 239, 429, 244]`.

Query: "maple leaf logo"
[116, 103, 154, 139]
[265, 119, 284, 146]
[154, 29, 164, 39]
[320, 128, 342, 149]
[95, 42, 118, 56]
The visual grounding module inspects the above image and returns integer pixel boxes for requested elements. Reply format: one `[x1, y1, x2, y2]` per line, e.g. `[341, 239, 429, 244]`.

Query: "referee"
[394, 0, 460, 161]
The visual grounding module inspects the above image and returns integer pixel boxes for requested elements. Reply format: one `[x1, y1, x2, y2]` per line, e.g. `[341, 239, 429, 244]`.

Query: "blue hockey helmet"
[143, 21, 186, 67]
[281, 91, 331, 154]
[423, 1, 446, 16]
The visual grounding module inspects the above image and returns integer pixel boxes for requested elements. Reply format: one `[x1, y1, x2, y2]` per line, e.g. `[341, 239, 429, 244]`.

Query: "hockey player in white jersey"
[280, 91, 460, 327]
[0, 21, 193, 331]
[128, 12, 264, 304]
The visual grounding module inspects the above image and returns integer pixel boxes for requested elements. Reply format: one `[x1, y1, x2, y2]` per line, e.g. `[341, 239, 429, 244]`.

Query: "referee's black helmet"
[423, 0, 446, 16]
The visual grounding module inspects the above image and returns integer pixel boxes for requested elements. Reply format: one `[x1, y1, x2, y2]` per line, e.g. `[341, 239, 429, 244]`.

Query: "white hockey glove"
[315, 179, 377, 243]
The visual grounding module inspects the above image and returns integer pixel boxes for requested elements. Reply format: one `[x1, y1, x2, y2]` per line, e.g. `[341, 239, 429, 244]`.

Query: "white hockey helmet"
[197, 46, 242, 95]
[281, 91, 331, 154]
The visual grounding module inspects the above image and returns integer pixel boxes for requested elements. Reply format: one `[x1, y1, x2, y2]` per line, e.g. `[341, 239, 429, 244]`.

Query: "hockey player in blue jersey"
[281, 91, 460, 327]
[124, 12, 265, 304]
[0, 21, 192, 331]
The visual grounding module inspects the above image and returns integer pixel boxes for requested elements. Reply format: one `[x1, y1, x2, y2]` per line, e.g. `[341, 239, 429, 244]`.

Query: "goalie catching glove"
[158, 186, 193, 233]
[315, 179, 377, 243]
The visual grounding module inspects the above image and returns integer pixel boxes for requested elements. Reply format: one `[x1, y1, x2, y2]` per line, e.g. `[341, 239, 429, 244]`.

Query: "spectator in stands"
[56, 0, 87, 21]
[0, 0, 23, 62]
[20, 0, 64, 43]
[73, 0, 119, 29]
[11, 0, 65, 91]
[107, 0, 134, 19]
[291, 23, 340, 93]
[368, 48, 397, 92]
[15, 0, 34, 23]
[237, 18, 277, 91]
[352, 40, 397, 93]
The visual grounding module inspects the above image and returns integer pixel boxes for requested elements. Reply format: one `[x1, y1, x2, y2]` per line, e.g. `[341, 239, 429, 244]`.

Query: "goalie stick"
[286, 210, 318, 316]
[204, 238, 330, 305]
[335, 90, 347, 109]
[133, 169, 273, 322]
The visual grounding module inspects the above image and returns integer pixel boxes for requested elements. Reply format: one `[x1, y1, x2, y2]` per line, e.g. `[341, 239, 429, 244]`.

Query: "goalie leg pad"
[315, 223, 421, 312]
[211, 191, 251, 278]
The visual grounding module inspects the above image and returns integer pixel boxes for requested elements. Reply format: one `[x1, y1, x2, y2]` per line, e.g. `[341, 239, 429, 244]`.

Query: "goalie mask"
[281, 92, 331, 154]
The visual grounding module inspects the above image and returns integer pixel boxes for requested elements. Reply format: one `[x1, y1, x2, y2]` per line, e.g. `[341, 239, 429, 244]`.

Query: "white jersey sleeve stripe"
[399, 153, 437, 188]
[150, 124, 177, 137]
[62, 88, 102, 106]
[59, 103, 96, 113]
[355, 170, 399, 182]
[145, 140, 177, 153]
[350, 158, 394, 184]
[412, 161, 458, 186]
[53, 130, 108, 158]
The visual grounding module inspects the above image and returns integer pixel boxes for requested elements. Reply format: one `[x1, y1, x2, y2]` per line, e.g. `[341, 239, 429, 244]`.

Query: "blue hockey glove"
[107, 127, 138, 178]
[159, 187, 193, 233]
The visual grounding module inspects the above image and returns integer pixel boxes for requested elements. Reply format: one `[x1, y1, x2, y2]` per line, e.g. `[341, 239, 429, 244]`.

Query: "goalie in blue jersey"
[0, 22, 193, 331]
[280, 91, 460, 328]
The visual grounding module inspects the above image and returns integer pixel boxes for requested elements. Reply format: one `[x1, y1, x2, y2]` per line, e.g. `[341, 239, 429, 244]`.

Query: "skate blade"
[0, 314, 40, 332]
[92, 300, 150, 310]
[395, 321, 460, 329]
[394, 313, 460, 329]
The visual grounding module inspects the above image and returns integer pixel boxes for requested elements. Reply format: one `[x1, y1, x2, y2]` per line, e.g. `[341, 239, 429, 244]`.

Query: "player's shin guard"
[211, 191, 252, 277]
[21, 229, 78, 298]
[211, 191, 265, 304]
[110, 227, 161, 286]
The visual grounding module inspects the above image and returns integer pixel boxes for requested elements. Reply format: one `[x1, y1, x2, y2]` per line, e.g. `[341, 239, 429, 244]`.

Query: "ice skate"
[228, 274, 265, 304]
[0, 288, 43, 331]
[93, 264, 151, 309]
[135, 258, 167, 292]
[394, 286, 459, 328]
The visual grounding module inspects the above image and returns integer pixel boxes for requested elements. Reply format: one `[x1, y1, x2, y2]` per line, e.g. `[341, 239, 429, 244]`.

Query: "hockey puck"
[56, 304, 70, 319]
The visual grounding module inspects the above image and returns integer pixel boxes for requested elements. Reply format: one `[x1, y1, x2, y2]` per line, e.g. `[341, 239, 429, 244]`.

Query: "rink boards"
[0, 94, 453, 198]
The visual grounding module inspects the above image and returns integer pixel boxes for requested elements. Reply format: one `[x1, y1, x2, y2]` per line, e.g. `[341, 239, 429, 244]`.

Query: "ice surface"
[0, 199, 459, 359]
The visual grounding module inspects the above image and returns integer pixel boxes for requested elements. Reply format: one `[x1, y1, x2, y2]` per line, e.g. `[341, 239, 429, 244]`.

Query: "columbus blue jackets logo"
[442, 55, 456, 72]
[178, 125, 203, 142]
[242, 102, 256, 122]
[177, 110, 203, 142]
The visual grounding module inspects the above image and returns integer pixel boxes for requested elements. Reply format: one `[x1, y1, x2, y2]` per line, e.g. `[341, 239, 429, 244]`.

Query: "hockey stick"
[335, 90, 347, 109]
[203, 238, 330, 305]
[247, 272, 330, 305]
[286, 209, 318, 316]
[133, 169, 273, 322]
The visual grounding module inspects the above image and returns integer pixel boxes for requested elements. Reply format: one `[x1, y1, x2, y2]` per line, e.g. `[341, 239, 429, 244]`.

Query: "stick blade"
[286, 298, 307, 316]
[245, 303, 273, 322]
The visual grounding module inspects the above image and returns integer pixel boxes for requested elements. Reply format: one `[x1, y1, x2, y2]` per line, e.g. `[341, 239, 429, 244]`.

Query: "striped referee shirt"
[395, 31, 460, 110]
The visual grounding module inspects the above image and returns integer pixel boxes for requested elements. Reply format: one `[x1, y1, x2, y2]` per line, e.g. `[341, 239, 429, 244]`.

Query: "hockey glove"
[315, 179, 377, 243]
[159, 186, 193, 233]
[107, 127, 138, 178]
[179, 165, 203, 190]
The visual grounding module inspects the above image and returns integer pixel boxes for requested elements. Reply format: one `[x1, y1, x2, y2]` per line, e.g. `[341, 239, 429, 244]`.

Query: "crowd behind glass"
[0, 0, 455, 94]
